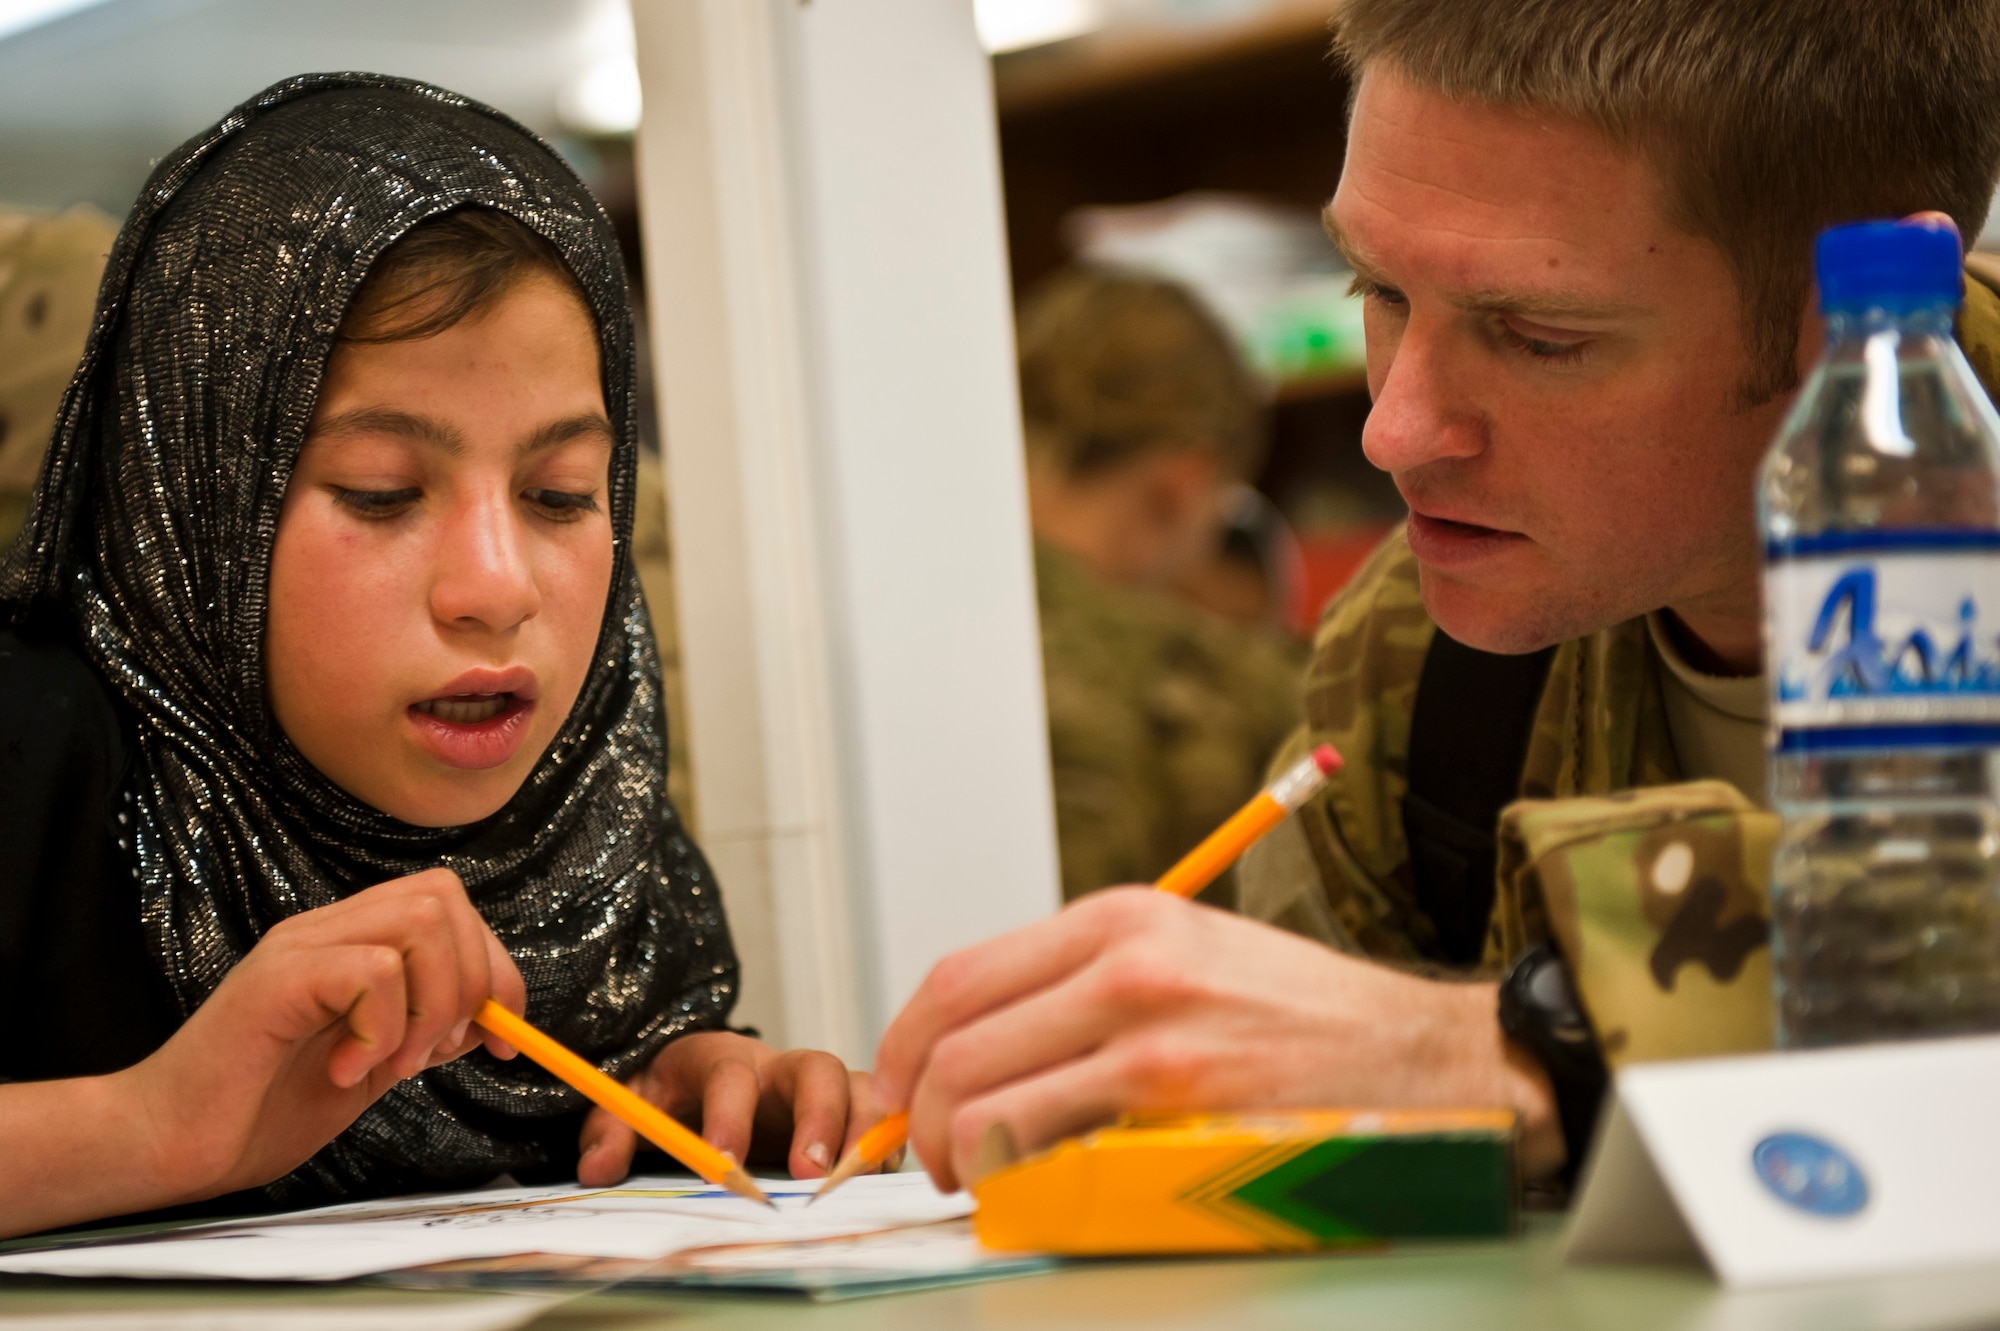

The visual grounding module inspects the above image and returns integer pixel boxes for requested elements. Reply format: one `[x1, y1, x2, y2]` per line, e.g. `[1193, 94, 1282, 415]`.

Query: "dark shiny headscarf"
[0, 73, 736, 1205]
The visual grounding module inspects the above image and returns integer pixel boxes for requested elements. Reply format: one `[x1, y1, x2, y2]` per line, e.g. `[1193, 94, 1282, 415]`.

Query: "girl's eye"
[331, 486, 421, 518]
[1347, 274, 1409, 309]
[524, 489, 601, 522]
[1497, 324, 1592, 365]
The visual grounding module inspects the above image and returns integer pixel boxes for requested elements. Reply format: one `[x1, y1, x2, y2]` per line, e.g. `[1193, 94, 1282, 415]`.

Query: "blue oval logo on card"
[1752, 1132, 1869, 1218]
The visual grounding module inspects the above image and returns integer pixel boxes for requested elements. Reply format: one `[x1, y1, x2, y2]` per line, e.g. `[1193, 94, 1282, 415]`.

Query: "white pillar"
[632, 0, 1061, 1059]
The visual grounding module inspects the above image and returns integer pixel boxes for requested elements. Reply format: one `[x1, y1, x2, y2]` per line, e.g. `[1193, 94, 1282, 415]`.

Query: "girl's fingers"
[698, 1056, 761, 1169]
[776, 1052, 851, 1178]
[476, 928, 526, 1061]
[577, 1106, 638, 1186]
[381, 889, 465, 1079]
[315, 945, 411, 1090]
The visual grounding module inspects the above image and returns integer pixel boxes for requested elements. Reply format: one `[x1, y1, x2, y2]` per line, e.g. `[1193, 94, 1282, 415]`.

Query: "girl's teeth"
[419, 694, 509, 724]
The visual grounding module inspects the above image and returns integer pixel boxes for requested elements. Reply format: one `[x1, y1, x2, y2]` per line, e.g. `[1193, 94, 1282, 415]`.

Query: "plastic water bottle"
[1761, 220, 2000, 1048]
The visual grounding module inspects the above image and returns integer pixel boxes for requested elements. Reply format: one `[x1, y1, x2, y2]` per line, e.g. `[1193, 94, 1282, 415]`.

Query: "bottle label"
[1766, 531, 2000, 751]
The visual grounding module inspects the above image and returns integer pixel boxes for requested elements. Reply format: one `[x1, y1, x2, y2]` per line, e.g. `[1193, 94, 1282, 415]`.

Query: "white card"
[1565, 1034, 2000, 1288]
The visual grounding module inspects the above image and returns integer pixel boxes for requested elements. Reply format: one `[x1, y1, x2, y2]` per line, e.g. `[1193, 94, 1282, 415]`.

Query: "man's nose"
[430, 488, 540, 633]
[1361, 315, 1486, 475]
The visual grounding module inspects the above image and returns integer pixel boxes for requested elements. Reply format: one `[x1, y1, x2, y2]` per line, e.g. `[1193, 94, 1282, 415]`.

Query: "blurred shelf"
[993, 1, 1342, 116]
[1272, 364, 1367, 403]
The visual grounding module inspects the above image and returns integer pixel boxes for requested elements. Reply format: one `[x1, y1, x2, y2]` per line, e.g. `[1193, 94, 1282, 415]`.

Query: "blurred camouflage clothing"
[632, 448, 697, 831]
[1240, 263, 2000, 1062]
[0, 206, 117, 549]
[1038, 541, 1303, 903]
[1017, 267, 1265, 480]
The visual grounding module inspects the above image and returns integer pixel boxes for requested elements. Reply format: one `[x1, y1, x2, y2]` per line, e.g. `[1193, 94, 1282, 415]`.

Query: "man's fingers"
[906, 950, 1150, 1160]
[699, 1057, 761, 1168]
[577, 1106, 638, 1187]
[874, 890, 1153, 1107]
[776, 1052, 851, 1178]
[932, 1052, 1134, 1194]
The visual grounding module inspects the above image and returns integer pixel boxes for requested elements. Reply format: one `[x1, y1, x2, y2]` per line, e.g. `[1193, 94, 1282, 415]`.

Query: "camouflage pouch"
[1497, 780, 1777, 1071]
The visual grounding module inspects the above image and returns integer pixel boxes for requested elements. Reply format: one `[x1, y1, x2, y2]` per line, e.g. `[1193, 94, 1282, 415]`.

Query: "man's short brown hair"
[1333, 0, 2000, 402]
[1017, 267, 1266, 478]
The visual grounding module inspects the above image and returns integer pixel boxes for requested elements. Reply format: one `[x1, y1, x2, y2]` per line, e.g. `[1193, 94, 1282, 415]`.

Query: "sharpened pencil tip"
[720, 1167, 776, 1210]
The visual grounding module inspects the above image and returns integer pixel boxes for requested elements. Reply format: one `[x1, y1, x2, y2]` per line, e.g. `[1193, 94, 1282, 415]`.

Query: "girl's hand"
[128, 867, 524, 1203]
[576, 1033, 885, 1186]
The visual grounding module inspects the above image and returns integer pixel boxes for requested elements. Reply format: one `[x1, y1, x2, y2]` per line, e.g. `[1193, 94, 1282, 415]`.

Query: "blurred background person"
[1020, 267, 1303, 904]
[0, 205, 117, 548]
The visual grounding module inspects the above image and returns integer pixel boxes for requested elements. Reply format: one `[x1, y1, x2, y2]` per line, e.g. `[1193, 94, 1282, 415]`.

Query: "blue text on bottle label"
[1767, 531, 2000, 751]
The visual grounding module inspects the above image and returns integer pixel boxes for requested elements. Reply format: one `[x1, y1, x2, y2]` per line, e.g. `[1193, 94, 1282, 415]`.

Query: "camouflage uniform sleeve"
[1497, 780, 1776, 1068]
[1238, 529, 1441, 964]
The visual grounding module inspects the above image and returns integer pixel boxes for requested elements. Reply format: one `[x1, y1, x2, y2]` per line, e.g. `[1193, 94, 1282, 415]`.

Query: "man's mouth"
[413, 693, 518, 726]
[1405, 509, 1528, 568]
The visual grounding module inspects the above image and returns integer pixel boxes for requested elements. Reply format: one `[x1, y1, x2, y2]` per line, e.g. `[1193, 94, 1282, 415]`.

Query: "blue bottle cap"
[1816, 220, 1962, 316]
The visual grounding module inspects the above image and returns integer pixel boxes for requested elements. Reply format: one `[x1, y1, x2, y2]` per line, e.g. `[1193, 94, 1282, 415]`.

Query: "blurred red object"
[1290, 523, 1397, 637]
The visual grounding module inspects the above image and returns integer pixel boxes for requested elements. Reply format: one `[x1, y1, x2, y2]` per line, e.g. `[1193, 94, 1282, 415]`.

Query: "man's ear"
[1140, 447, 1223, 527]
[1902, 209, 1961, 243]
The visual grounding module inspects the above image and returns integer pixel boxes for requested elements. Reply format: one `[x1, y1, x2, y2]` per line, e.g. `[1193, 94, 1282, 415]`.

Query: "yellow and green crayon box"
[973, 1108, 1516, 1255]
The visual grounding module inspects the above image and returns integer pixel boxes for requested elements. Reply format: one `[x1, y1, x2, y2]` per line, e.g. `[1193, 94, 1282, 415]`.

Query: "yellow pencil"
[474, 999, 775, 1209]
[811, 744, 1344, 1204]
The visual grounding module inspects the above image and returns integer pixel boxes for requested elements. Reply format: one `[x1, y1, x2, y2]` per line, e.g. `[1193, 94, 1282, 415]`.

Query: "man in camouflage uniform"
[871, 0, 2000, 1197]
[1018, 268, 1303, 903]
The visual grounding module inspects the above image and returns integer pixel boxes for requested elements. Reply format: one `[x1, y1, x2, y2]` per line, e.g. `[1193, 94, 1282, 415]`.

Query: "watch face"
[1526, 956, 1575, 1011]
[1518, 949, 1593, 1045]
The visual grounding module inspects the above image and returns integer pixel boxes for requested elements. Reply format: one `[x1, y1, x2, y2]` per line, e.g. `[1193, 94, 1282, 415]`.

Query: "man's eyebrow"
[308, 407, 465, 456]
[519, 412, 615, 457]
[1323, 209, 1642, 323]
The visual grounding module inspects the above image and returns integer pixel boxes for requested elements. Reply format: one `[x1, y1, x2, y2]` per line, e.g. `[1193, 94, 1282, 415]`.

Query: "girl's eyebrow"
[302, 409, 614, 458]
[308, 406, 464, 455]
[520, 413, 614, 458]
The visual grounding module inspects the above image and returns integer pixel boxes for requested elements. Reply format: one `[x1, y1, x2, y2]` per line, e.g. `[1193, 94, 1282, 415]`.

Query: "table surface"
[5, 1218, 2000, 1330]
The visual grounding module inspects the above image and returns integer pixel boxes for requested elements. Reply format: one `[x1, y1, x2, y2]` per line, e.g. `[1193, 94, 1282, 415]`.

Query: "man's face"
[1329, 68, 1800, 654]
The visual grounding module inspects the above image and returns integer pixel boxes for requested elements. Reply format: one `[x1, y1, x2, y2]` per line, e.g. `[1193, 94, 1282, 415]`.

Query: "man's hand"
[0, 867, 524, 1239]
[874, 887, 1563, 1192]
[576, 1033, 883, 1186]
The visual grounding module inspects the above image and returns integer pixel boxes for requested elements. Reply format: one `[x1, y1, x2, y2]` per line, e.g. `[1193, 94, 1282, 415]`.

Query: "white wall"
[633, 0, 1061, 1059]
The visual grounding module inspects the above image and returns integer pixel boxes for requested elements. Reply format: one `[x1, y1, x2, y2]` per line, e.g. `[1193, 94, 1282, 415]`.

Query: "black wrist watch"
[1497, 942, 1609, 1188]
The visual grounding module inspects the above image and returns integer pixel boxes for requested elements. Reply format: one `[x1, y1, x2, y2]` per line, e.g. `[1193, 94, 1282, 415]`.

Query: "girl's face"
[267, 274, 616, 827]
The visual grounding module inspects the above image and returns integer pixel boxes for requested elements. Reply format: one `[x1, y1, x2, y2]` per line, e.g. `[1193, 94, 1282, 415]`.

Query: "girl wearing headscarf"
[0, 74, 871, 1237]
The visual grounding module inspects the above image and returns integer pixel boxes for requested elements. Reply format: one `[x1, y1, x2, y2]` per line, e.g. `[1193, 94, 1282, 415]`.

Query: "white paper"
[1565, 1035, 2000, 1288]
[0, 1173, 972, 1282]
[0, 1293, 559, 1330]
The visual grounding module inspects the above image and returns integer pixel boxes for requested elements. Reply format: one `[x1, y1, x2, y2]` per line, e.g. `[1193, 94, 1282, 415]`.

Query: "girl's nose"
[430, 489, 540, 633]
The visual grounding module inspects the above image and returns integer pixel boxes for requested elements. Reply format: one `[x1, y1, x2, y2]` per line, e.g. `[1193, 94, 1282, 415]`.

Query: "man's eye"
[331, 486, 421, 518]
[1347, 275, 1408, 308]
[524, 489, 601, 521]
[1498, 325, 1592, 365]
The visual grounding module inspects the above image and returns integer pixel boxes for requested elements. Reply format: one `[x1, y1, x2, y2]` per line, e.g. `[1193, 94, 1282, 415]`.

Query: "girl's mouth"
[414, 693, 515, 725]
[407, 692, 537, 770]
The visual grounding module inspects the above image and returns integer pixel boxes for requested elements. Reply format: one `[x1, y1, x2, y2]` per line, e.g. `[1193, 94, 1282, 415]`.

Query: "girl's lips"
[406, 692, 537, 771]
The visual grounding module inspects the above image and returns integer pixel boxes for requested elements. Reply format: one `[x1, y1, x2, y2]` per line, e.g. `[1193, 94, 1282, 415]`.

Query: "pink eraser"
[1312, 744, 1343, 776]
